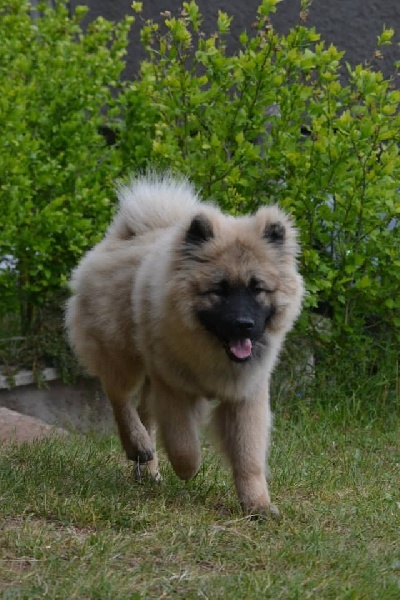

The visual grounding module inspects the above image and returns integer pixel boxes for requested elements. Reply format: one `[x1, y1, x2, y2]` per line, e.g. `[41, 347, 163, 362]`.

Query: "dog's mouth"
[225, 338, 253, 363]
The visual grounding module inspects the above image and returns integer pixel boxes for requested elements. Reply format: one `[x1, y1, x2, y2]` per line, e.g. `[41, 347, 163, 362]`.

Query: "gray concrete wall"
[70, 0, 400, 80]
[0, 377, 114, 433]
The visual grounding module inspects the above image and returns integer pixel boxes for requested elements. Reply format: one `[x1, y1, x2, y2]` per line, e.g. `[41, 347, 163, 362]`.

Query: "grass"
[1, 401, 399, 599]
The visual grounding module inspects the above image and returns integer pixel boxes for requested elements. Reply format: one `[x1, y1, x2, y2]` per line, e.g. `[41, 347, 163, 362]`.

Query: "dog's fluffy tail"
[107, 173, 200, 240]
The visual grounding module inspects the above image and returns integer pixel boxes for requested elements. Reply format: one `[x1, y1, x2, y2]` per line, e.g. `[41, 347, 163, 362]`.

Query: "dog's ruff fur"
[66, 174, 304, 516]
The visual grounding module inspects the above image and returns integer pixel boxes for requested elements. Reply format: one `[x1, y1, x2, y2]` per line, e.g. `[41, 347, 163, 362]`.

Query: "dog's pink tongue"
[229, 338, 252, 360]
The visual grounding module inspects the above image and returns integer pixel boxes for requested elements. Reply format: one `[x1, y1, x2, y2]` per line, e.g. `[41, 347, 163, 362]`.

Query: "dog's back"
[65, 176, 201, 382]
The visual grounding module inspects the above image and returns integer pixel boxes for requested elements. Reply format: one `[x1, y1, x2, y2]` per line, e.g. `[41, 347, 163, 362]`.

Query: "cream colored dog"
[66, 175, 304, 516]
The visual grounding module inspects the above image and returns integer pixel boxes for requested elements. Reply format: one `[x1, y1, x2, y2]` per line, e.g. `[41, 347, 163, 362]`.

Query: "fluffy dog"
[66, 175, 304, 516]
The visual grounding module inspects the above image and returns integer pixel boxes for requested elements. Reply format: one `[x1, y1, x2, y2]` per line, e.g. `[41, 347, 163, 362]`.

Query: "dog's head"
[172, 206, 303, 364]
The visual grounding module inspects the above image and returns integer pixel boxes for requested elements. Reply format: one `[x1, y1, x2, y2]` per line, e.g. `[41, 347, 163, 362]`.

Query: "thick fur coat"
[66, 175, 304, 516]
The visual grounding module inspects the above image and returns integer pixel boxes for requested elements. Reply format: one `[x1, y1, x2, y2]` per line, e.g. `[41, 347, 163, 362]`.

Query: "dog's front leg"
[214, 394, 278, 518]
[104, 384, 154, 466]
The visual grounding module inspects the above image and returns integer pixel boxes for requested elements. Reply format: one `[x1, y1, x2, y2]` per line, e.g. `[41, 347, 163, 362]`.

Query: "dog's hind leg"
[136, 378, 161, 482]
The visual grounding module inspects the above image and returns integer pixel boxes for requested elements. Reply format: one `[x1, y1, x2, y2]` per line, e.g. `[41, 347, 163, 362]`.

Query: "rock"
[0, 406, 67, 445]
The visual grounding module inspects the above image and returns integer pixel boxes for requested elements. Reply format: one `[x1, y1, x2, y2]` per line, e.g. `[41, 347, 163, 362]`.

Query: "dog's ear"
[263, 221, 286, 244]
[256, 205, 300, 257]
[185, 214, 214, 246]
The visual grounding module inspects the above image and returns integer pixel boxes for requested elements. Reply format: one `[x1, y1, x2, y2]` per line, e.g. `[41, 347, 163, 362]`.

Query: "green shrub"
[0, 0, 132, 335]
[1, 0, 398, 379]
[120, 0, 400, 360]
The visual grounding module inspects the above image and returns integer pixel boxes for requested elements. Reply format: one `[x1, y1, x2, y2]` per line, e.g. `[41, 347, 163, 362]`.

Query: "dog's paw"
[132, 448, 154, 464]
[126, 445, 153, 470]
[246, 503, 281, 521]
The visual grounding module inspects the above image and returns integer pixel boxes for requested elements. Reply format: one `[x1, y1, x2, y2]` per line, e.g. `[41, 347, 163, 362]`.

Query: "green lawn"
[1, 405, 399, 599]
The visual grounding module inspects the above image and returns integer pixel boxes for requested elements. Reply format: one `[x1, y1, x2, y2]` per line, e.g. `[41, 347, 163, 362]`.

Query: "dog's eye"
[248, 277, 272, 295]
[210, 289, 225, 297]
[201, 279, 230, 298]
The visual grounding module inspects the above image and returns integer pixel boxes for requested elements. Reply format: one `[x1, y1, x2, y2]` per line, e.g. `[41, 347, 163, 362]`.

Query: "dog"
[66, 174, 304, 516]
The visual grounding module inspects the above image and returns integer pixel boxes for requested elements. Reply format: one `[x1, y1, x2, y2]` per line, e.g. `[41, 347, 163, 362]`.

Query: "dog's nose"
[234, 317, 255, 333]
